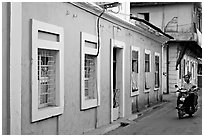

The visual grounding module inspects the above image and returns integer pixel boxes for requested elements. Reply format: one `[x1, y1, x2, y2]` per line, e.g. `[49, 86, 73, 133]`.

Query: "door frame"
[110, 39, 125, 122]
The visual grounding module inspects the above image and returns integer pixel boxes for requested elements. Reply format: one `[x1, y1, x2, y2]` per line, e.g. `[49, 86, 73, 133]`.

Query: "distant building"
[131, 2, 202, 93]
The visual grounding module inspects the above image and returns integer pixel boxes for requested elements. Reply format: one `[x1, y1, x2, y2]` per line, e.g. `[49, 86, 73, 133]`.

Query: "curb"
[84, 100, 170, 135]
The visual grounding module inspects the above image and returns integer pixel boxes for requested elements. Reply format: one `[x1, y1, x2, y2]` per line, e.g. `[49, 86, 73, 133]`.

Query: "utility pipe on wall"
[166, 43, 169, 94]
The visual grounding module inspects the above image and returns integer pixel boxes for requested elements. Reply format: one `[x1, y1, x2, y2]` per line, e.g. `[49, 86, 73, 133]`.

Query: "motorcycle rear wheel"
[189, 113, 193, 117]
[178, 110, 184, 119]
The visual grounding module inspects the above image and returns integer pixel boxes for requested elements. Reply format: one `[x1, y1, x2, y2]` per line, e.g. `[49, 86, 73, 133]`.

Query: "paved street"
[106, 91, 202, 135]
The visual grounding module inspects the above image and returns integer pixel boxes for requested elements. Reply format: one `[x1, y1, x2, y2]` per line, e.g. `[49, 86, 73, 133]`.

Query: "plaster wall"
[130, 3, 193, 32]
[2, 2, 10, 135]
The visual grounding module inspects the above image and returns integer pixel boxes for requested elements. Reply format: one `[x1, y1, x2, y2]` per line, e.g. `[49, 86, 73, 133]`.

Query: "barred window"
[81, 32, 100, 110]
[145, 53, 150, 72]
[144, 50, 151, 91]
[32, 19, 64, 122]
[38, 49, 56, 108]
[131, 47, 140, 96]
[84, 54, 97, 100]
[132, 51, 138, 73]
[155, 55, 159, 88]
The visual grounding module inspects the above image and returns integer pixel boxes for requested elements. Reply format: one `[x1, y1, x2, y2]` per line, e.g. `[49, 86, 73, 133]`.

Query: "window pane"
[132, 51, 138, 73]
[198, 64, 202, 75]
[155, 56, 159, 63]
[84, 54, 97, 100]
[145, 53, 150, 72]
[132, 51, 138, 60]
[38, 49, 56, 109]
[155, 55, 159, 87]
[155, 63, 159, 87]
[145, 61, 150, 72]
[145, 53, 149, 61]
[132, 60, 138, 73]
[85, 41, 97, 49]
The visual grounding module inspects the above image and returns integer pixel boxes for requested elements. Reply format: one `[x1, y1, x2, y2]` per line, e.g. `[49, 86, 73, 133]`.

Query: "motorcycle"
[175, 85, 199, 119]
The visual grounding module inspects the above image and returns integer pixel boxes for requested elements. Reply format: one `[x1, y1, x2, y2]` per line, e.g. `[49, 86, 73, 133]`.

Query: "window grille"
[132, 50, 139, 92]
[145, 51, 151, 90]
[38, 49, 56, 108]
[84, 54, 97, 100]
[155, 56, 159, 88]
[32, 19, 64, 122]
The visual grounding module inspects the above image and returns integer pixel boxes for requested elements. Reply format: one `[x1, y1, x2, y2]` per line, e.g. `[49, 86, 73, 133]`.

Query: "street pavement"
[106, 90, 202, 135]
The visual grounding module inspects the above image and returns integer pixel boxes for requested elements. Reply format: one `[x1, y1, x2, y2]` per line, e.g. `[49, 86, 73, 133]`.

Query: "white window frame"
[144, 49, 151, 92]
[131, 46, 140, 96]
[81, 32, 100, 110]
[154, 52, 160, 91]
[10, 3, 22, 134]
[32, 19, 64, 122]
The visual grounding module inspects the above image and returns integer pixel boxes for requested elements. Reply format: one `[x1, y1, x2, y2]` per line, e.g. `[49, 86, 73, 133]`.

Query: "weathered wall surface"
[20, 2, 165, 134]
[130, 3, 193, 33]
[2, 2, 10, 135]
[168, 44, 179, 92]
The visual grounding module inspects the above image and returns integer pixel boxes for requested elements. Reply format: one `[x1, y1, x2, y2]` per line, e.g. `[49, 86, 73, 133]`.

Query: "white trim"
[110, 39, 125, 122]
[80, 32, 100, 110]
[144, 89, 151, 93]
[32, 19, 64, 122]
[154, 87, 160, 91]
[10, 2, 22, 134]
[155, 52, 160, 57]
[130, 46, 140, 96]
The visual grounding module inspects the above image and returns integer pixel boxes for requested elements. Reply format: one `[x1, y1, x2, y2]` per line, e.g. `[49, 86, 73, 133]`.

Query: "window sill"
[81, 98, 98, 110]
[32, 106, 63, 122]
[131, 90, 139, 96]
[144, 88, 150, 93]
[154, 87, 160, 91]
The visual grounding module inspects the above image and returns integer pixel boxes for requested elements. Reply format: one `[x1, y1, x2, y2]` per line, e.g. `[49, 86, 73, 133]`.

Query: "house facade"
[131, 2, 202, 93]
[3, 2, 170, 134]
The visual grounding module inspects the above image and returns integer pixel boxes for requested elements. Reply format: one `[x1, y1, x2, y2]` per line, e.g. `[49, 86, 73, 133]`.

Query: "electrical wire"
[95, 8, 105, 129]
[69, 2, 167, 43]
[96, 8, 105, 57]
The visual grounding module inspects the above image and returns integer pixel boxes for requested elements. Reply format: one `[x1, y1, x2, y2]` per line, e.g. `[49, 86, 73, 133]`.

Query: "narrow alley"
[106, 91, 202, 135]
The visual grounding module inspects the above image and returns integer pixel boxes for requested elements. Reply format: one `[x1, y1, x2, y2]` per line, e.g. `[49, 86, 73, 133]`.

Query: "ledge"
[154, 88, 160, 91]
[144, 88, 151, 93]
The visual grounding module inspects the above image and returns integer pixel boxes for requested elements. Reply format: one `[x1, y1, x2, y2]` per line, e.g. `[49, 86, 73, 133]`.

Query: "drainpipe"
[166, 43, 169, 94]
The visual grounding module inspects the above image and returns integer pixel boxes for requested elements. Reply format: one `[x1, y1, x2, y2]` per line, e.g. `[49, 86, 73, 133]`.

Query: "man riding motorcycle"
[176, 73, 198, 116]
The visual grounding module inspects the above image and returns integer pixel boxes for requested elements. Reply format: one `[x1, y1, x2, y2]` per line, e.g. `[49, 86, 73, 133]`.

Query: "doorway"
[111, 39, 125, 122]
